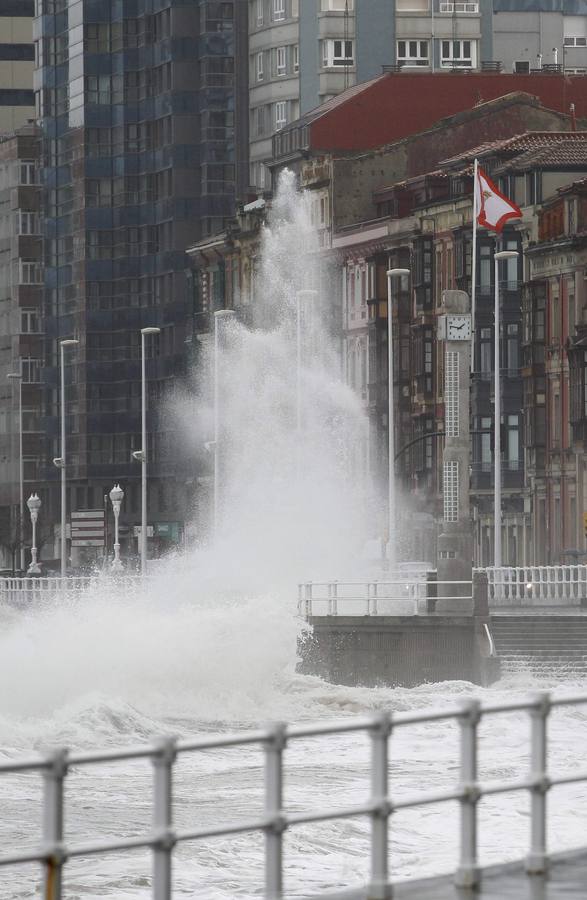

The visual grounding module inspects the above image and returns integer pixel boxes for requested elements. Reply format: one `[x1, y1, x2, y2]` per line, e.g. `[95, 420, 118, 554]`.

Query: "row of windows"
[397, 39, 476, 67]
[251, 99, 299, 137]
[254, 44, 299, 81]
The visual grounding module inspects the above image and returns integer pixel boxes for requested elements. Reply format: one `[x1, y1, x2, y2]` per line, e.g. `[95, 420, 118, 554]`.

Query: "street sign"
[71, 509, 105, 548]
[133, 525, 154, 537]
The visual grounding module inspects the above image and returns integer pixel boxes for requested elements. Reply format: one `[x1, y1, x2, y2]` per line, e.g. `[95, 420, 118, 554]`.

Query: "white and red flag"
[474, 165, 522, 233]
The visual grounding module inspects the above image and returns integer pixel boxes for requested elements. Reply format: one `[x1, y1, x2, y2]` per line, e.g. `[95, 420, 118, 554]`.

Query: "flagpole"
[470, 158, 478, 374]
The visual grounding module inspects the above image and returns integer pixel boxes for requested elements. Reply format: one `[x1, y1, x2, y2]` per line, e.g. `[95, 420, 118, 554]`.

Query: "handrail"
[0, 691, 585, 898]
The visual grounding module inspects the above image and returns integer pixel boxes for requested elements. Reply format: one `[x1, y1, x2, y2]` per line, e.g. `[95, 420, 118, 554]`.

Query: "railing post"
[526, 692, 550, 874]
[455, 700, 480, 889]
[332, 580, 338, 616]
[265, 723, 287, 900]
[368, 712, 393, 900]
[373, 580, 379, 616]
[152, 737, 177, 900]
[304, 582, 311, 618]
[327, 582, 333, 616]
[42, 748, 68, 900]
[367, 583, 372, 616]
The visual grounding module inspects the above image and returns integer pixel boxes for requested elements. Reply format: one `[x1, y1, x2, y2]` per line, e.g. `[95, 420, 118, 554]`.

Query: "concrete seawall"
[298, 615, 498, 687]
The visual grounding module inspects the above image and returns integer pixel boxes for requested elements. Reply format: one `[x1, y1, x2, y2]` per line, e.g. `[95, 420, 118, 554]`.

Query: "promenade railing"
[0, 691, 584, 898]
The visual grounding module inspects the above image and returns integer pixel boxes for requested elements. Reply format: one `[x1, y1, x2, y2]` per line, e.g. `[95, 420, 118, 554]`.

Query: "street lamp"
[56, 338, 79, 577]
[213, 310, 235, 536]
[26, 492, 41, 575]
[109, 483, 124, 571]
[7, 371, 24, 572]
[386, 268, 410, 566]
[136, 327, 161, 575]
[493, 250, 519, 568]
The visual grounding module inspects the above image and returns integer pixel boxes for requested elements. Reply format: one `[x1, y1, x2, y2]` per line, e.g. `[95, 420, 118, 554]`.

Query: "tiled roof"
[279, 75, 386, 134]
[503, 140, 587, 170]
[440, 132, 587, 167]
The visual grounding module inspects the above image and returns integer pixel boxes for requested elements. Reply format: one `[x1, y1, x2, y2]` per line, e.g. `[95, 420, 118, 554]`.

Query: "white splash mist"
[0, 171, 374, 740]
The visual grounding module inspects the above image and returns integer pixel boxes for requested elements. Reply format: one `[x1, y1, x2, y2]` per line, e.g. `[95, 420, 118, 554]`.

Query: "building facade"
[0, 124, 42, 570]
[0, 0, 35, 134]
[33, 0, 241, 566]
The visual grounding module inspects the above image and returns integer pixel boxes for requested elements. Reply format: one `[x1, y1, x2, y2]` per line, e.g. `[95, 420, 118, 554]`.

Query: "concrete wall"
[299, 615, 497, 687]
[300, 0, 320, 113]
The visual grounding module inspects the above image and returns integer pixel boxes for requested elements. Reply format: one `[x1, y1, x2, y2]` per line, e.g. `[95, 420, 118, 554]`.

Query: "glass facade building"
[34, 0, 239, 563]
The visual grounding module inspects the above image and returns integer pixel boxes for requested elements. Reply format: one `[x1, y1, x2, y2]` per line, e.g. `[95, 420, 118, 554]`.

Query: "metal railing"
[297, 579, 473, 617]
[485, 565, 587, 607]
[1, 691, 586, 898]
[0, 575, 143, 602]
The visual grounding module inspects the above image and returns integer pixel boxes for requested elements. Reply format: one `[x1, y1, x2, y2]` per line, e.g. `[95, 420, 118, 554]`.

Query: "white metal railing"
[297, 580, 472, 617]
[0, 575, 144, 602]
[1, 691, 586, 898]
[485, 566, 587, 607]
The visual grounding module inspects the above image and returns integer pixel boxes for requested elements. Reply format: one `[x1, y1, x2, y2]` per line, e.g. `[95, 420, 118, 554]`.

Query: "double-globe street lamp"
[132, 326, 161, 574]
[386, 268, 410, 566]
[109, 483, 124, 571]
[26, 492, 41, 575]
[53, 338, 79, 577]
[7, 371, 24, 572]
[493, 249, 519, 568]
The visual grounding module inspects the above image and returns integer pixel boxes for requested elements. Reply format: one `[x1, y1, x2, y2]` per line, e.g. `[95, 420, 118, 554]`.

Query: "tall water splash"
[0, 171, 374, 735]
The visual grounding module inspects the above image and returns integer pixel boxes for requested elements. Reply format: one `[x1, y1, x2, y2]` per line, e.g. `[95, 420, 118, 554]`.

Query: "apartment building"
[32, 0, 241, 566]
[0, 0, 35, 134]
[0, 124, 42, 569]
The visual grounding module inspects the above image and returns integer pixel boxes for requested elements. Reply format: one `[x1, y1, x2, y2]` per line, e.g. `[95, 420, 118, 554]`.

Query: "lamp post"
[26, 492, 41, 575]
[134, 327, 161, 575]
[493, 250, 519, 568]
[386, 268, 410, 565]
[109, 483, 124, 571]
[213, 310, 235, 536]
[55, 338, 79, 577]
[7, 371, 24, 572]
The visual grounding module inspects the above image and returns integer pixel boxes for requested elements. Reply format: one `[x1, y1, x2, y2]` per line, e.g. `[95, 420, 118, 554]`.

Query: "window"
[17, 212, 40, 235]
[321, 0, 354, 8]
[19, 260, 42, 284]
[564, 36, 587, 47]
[273, 0, 285, 20]
[293, 44, 299, 72]
[507, 415, 519, 469]
[480, 416, 492, 472]
[397, 40, 429, 67]
[514, 60, 530, 73]
[19, 162, 37, 185]
[322, 39, 354, 67]
[506, 323, 519, 374]
[396, 0, 428, 9]
[256, 0, 264, 24]
[479, 327, 492, 378]
[21, 308, 40, 333]
[439, 1, 478, 10]
[256, 51, 263, 81]
[276, 46, 286, 75]
[21, 358, 42, 383]
[275, 101, 286, 130]
[551, 282, 560, 341]
[441, 39, 475, 68]
[479, 243, 492, 292]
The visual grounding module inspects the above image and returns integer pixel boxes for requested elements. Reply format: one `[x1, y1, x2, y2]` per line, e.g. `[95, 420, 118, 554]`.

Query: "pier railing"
[0, 690, 585, 899]
[485, 565, 587, 607]
[297, 579, 473, 617]
[0, 574, 143, 602]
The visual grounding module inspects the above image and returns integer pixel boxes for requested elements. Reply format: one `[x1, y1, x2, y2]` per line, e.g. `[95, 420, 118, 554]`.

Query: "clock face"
[447, 315, 471, 340]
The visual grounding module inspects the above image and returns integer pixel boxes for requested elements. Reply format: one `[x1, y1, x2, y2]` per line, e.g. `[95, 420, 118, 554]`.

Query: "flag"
[475, 166, 522, 233]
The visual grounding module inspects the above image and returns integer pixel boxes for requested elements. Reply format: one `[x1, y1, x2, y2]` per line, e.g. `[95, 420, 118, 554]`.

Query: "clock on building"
[446, 315, 472, 341]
